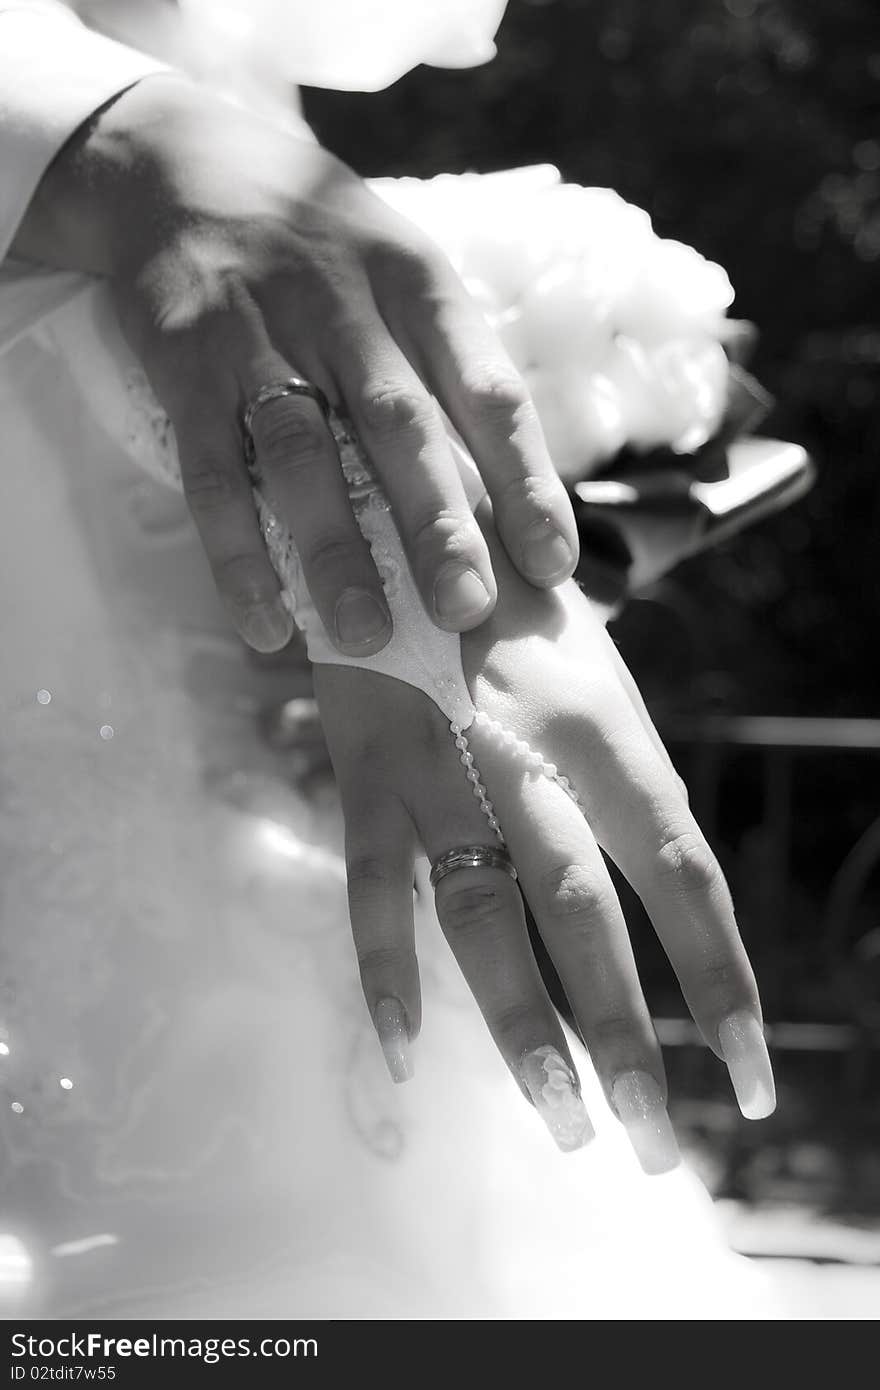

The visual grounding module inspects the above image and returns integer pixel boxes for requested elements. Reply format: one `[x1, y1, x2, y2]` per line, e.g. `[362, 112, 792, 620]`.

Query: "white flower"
[370, 169, 735, 476]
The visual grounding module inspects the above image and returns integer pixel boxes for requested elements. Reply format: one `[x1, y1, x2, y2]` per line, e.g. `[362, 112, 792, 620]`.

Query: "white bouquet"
[371, 165, 739, 480]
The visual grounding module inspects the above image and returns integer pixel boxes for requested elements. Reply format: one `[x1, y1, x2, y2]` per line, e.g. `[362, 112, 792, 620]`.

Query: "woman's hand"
[12, 75, 578, 655]
[315, 504, 775, 1170]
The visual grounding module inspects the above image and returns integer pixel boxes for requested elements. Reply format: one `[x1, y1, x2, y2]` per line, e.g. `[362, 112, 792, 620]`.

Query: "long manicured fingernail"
[520, 1045, 594, 1152]
[334, 587, 391, 650]
[242, 601, 293, 652]
[374, 997, 413, 1084]
[521, 519, 575, 583]
[433, 563, 492, 625]
[718, 1010, 776, 1120]
[612, 1070, 681, 1175]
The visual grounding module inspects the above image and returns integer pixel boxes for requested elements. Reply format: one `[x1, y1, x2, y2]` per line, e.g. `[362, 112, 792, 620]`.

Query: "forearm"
[10, 67, 338, 283]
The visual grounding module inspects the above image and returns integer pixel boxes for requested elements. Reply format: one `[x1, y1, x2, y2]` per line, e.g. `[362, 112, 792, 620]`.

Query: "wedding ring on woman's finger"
[242, 375, 330, 475]
[429, 843, 517, 890]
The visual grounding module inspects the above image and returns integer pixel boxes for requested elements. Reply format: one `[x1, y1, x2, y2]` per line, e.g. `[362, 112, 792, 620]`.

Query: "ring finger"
[240, 342, 394, 657]
[413, 763, 593, 1153]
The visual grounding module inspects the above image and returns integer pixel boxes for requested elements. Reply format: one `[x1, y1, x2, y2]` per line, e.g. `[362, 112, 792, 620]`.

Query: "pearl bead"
[460, 752, 474, 767]
[542, 762, 558, 779]
[526, 751, 543, 771]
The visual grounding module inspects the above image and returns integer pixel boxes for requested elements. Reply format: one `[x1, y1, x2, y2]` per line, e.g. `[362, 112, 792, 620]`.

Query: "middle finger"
[413, 776, 593, 1153]
[320, 301, 499, 634]
[468, 724, 681, 1175]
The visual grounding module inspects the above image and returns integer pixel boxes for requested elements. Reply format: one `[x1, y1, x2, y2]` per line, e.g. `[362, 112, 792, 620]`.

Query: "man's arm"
[0, 1, 168, 263]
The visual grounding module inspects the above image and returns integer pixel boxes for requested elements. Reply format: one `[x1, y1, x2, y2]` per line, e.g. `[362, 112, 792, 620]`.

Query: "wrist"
[10, 73, 201, 277]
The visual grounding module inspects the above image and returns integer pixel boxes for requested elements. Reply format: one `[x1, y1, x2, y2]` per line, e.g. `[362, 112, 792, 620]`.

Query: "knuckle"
[255, 406, 328, 467]
[590, 1011, 636, 1051]
[462, 366, 532, 423]
[410, 506, 476, 558]
[493, 468, 562, 518]
[361, 383, 434, 441]
[184, 454, 242, 513]
[203, 265, 250, 317]
[538, 862, 607, 923]
[491, 1001, 536, 1048]
[301, 255, 355, 306]
[213, 553, 270, 608]
[304, 531, 364, 583]
[347, 856, 396, 908]
[183, 271, 254, 356]
[356, 944, 409, 978]
[438, 877, 509, 934]
[656, 830, 724, 897]
[368, 237, 440, 296]
[695, 957, 740, 998]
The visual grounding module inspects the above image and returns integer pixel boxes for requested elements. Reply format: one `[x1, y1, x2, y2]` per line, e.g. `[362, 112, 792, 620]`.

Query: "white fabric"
[0, 262, 783, 1323]
[0, 2, 170, 262]
[0, 3, 789, 1323]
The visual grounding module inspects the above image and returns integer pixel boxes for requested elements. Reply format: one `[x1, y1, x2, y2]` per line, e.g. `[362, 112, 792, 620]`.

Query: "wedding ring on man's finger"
[241, 376, 331, 474]
[429, 844, 518, 890]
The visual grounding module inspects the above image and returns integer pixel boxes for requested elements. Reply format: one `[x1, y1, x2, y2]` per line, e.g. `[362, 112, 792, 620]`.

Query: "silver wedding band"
[242, 376, 330, 472]
[429, 844, 517, 890]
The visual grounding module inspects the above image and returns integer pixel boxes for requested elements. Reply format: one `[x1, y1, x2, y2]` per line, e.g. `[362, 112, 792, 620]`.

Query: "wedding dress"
[0, 0, 786, 1320]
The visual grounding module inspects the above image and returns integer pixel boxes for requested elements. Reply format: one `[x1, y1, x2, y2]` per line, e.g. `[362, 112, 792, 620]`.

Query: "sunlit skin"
[316, 501, 775, 1162]
[12, 75, 580, 658]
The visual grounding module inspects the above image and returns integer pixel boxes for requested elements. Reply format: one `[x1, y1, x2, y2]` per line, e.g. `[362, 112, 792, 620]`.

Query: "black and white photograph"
[0, 0, 877, 1343]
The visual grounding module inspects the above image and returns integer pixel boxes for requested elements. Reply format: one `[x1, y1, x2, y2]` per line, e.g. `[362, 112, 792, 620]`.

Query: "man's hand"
[13, 75, 579, 654]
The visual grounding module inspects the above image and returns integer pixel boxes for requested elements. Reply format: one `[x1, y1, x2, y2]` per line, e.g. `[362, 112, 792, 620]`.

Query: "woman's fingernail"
[611, 1070, 681, 1176]
[433, 563, 492, 625]
[520, 1045, 594, 1152]
[242, 601, 293, 652]
[334, 587, 391, 650]
[521, 520, 575, 583]
[718, 1010, 776, 1120]
[374, 997, 413, 1084]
